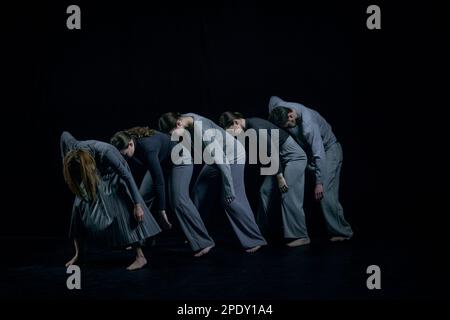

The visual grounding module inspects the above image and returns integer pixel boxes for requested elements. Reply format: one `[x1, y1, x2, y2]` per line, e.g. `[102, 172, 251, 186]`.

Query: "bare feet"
[330, 236, 351, 242]
[126, 256, 147, 271]
[286, 238, 311, 247]
[159, 211, 172, 230]
[245, 245, 262, 253]
[65, 255, 78, 267]
[194, 245, 214, 257]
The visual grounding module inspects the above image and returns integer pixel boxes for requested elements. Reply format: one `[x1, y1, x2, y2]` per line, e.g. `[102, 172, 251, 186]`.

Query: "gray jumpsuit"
[269, 96, 353, 238]
[243, 117, 309, 239]
[185, 113, 267, 249]
[128, 132, 215, 252]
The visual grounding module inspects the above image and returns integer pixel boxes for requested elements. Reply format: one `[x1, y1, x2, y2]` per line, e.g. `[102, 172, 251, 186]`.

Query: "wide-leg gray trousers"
[258, 136, 309, 239]
[168, 164, 215, 251]
[320, 142, 353, 238]
[192, 163, 267, 249]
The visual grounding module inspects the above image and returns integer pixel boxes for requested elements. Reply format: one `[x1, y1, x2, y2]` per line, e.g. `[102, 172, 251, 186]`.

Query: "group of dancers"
[61, 96, 353, 270]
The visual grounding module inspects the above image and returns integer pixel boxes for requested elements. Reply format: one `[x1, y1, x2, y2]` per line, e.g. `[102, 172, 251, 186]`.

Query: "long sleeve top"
[245, 117, 290, 175]
[60, 131, 142, 205]
[184, 113, 246, 199]
[268, 96, 337, 184]
[131, 131, 174, 211]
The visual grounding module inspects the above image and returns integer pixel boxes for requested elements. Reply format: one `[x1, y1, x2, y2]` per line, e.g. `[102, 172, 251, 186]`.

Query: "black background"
[2, 0, 449, 300]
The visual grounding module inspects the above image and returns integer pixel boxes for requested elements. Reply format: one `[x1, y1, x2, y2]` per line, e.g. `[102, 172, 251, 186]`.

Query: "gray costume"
[168, 144, 215, 251]
[60, 132, 161, 247]
[185, 113, 267, 249]
[268, 96, 353, 238]
[123, 133, 215, 252]
[243, 117, 309, 240]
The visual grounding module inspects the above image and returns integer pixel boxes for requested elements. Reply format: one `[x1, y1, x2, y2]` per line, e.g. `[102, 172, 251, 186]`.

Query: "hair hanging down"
[158, 112, 182, 134]
[110, 127, 155, 151]
[218, 111, 244, 129]
[63, 149, 100, 201]
[268, 106, 292, 127]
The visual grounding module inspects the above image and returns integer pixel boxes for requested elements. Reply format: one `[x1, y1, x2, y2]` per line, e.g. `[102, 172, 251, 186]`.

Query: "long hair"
[110, 127, 155, 151]
[218, 111, 244, 129]
[158, 112, 182, 134]
[63, 149, 100, 201]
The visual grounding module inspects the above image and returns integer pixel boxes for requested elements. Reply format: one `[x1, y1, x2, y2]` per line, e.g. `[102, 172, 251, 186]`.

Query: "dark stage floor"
[0, 234, 445, 300]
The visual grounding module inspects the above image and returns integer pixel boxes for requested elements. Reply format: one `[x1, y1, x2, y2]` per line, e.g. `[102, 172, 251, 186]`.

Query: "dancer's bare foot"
[245, 245, 261, 253]
[286, 238, 311, 247]
[65, 255, 78, 267]
[126, 256, 147, 271]
[158, 210, 172, 230]
[194, 245, 214, 257]
[330, 236, 350, 242]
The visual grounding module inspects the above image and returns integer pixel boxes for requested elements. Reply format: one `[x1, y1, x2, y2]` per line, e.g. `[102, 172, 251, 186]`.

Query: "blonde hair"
[63, 149, 100, 201]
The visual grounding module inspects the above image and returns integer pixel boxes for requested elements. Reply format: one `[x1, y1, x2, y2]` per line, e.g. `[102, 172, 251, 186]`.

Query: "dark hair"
[110, 127, 155, 151]
[268, 106, 291, 127]
[218, 111, 244, 129]
[158, 112, 182, 133]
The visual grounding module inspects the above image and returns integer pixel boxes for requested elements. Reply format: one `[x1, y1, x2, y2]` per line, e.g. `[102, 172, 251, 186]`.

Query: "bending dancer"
[158, 112, 267, 253]
[110, 127, 172, 230]
[219, 112, 309, 247]
[268, 96, 353, 241]
[111, 127, 215, 257]
[61, 131, 161, 270]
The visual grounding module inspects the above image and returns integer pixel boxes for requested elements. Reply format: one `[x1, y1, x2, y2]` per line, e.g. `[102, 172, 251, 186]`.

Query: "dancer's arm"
[103, 147, 145, 221]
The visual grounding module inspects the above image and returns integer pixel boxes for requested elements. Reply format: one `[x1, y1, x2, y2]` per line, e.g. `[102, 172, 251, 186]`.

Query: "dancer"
[61, 131, 161, 270]
[111, 127, 215, 257]
[268, 96, 353, 241]
[110, 127, 172, 230]
[219, 112, 310, 247]
[158, 112, 267, 253]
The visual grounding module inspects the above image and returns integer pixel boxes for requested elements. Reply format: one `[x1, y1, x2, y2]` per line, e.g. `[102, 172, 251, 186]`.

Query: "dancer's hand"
[134, 204, 145, 222]
[277, 174, 288, 193]
[158, 210, 172, 230]
[314, 183, 324, 200]
[224, 196, 235, 205]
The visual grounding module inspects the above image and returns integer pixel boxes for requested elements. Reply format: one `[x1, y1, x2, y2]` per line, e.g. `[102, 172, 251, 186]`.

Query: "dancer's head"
[158, 112, 184, 134]
[218, 111, 246, 136]
[269, 107, 298, 128]
[63, 149, 100, 201]
[110, 127, 155, 158]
